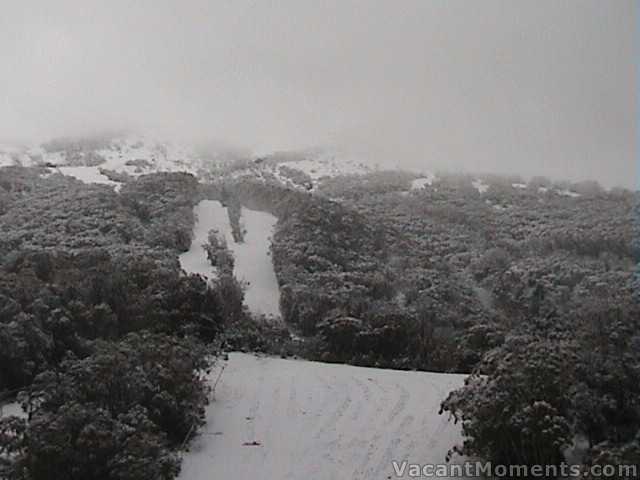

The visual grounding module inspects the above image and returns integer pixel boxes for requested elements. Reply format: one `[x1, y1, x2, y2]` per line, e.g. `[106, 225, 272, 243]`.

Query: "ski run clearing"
[177, 200, 467, 479]
[179, 353, 466, 480]
[179, 200, 281, 318]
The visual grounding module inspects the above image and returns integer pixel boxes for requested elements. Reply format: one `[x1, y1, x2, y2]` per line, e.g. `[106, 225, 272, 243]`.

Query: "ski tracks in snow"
[179, 353, 466, 480]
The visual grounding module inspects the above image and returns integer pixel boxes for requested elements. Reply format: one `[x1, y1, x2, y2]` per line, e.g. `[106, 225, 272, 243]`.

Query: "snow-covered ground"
[278, 149, 372, 181]
[93, 135, 201, 177]
[472, 179, 489, 194]
[410, 174, 437, 190]
[180, 353, 466, 480]
[180, 200, 281, 318]
[179, 201, 230, 279]
[0, 402, 26, 419]
[229, 208, 280, 318]
[557, 189, 581, 198]
[58, 166, 122, 191]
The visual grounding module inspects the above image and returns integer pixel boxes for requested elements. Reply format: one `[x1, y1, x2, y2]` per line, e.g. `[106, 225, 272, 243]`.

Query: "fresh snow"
[229, 208, 280, 318]
[279, 158, 369, 180]
[179, 353, 466, 480]
[512, 183, 527, 189]
[180, 200, 281, 318]
[57, 166, 122, 191]
[278, 149, 372, 181]
[472, 179, 489, 194]
[94, 135, 200, 177]
[410, 174, 437, 190]
[179, 200, 230, 279]
[0, 402, 26, 419]
[557, 189, 581, 198]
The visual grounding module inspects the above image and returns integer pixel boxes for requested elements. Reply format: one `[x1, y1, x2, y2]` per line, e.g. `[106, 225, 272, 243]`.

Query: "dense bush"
[1, 333, 211, 480]
[0, 248, 232, 392]
[441, 335, 576, 465]
[0, 167, 233, 479]
[441, 298, 640, 469]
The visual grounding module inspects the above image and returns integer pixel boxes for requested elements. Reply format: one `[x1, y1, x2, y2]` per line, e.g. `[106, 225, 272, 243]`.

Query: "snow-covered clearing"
[472, 179, 489, 194]
[180, 353, 466, 480]
[557, 189, 581, 198]
[180, 200, 281, 318]
[230, 208, 280, 318]
[0, 402, 26, 419]
[410, 174, 437, 190]
[179, 201, 230, 279]
[57, 166, 122, 191]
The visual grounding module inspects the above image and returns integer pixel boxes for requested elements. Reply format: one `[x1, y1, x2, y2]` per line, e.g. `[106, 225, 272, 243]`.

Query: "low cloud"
[0, 0, 635, 187]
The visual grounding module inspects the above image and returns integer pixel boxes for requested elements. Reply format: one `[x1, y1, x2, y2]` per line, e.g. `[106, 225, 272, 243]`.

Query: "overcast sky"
[0, 0, 636, 186]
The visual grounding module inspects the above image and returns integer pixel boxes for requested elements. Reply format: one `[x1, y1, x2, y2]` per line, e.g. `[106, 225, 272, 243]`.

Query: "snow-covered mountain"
[0, 134, 384, 192]
[0, 133, 589, 200]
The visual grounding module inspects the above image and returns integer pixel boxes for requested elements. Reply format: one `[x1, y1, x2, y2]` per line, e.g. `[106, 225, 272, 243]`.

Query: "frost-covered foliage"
[0, 168, 200, 256]
[0, 167, 238, 480]
[202, 229, 234, 275]
[441, 294, 640, 469]
[1, 333, 211, 480]
[254, 169, 639, 469]
[226, 170, 635, 375]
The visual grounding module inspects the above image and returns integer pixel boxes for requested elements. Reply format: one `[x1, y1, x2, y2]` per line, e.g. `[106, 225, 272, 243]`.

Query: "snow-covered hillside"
[0, 134, 591, 200]
[179, 353, 466, 480]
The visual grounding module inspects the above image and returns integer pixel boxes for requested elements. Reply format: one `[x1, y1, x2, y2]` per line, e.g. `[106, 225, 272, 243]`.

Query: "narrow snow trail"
[227, 208, 280, 318]
[179, 200, 231, 279]
[179, 200, 281, 318]
[179, 353, 466, 480]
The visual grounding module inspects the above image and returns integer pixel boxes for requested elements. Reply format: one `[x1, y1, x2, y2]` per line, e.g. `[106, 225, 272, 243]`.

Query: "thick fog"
[0, 0, 636, 187]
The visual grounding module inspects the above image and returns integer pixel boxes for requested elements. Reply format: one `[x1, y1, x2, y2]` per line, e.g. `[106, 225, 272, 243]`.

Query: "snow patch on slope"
[0, 402, 26, 419]
[58, 166, 122, 191]
[94, 135, 201, 177]
[411, 173, 437, 190]
[557, 189, 581, 198]
[472, 179, 489, 194]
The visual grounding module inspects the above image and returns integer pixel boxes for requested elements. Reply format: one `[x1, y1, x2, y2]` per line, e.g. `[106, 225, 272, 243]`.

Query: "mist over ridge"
[0, 0, 635, 188]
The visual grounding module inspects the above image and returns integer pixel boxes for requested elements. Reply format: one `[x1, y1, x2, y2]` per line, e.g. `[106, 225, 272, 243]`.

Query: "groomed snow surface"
[180, 353, 466, 480]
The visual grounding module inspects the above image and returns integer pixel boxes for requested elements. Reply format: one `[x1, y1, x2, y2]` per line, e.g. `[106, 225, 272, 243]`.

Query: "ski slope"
[179, 200, 281, 318]
[179, 200, 230, 279]
[229, 208, 280, 318]
[179, 353, 466, 480]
